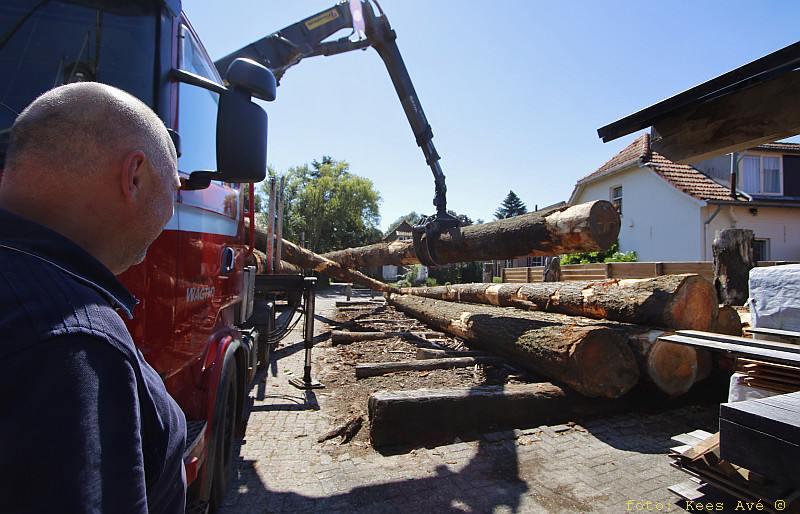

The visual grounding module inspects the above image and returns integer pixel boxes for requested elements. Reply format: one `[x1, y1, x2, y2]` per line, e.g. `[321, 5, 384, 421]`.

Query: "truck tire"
[208, 362, 238, 512]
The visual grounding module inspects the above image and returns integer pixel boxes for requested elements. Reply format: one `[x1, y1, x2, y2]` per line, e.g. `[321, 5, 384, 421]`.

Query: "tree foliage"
[494, 190, 528, 219]
[560, 241, 638, 264]
[258, 157, 382, 253]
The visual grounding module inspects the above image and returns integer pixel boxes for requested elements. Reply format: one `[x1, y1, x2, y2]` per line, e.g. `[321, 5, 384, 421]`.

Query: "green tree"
[494, 190, 528, 219]
[259, 157, 382, 253]
[561, 241, 638, 264]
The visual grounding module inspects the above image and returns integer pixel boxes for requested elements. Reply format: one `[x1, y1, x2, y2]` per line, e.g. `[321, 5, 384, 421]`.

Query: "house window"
[740, 155, 782, 195]
[610, 186, 623, 215]
[527, 256, 543, 267]
[752, 239, 770, 262]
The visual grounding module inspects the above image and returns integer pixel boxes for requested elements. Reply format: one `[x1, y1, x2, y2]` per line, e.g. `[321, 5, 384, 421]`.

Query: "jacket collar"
[0, 208, 137, 318]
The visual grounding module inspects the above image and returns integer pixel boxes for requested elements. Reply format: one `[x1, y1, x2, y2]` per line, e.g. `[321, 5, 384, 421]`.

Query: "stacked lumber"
[669, 430, 798, 512]
[735, 358, 800, 393]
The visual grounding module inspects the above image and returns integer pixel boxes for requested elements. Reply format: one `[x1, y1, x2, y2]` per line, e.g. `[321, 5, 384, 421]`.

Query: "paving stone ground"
[218, 287, 719, 514]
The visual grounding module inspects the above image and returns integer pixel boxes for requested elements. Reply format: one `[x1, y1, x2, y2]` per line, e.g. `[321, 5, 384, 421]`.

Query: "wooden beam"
[651, 71, 800, 164]
[355, 356, 504, 379]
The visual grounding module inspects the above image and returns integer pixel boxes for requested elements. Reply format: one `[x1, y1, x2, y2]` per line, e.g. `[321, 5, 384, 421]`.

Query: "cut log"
[713, 228, 754, 306]
[400, 274, 718, 331]
[628, 330, 701, 396]
[245, 248, 300, 274]
[322, 201, 620, 268]
[387, 294, 640, 398]
[255, 232, 395, 293]
[368, 383, 630, 449]
[415, 348, 490, 360]
[714, 305, 744, 336]
[355, 356, 504, 379]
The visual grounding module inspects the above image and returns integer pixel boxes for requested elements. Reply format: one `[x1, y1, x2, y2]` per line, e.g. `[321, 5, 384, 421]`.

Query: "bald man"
[0, 83, 186, 513]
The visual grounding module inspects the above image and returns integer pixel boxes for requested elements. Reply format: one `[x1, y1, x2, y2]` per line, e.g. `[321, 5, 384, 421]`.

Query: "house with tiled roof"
[569, 134, 800, 261]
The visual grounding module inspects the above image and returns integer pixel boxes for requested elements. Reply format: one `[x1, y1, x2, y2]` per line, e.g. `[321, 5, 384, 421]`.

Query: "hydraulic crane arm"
[215, 1, 456, 241]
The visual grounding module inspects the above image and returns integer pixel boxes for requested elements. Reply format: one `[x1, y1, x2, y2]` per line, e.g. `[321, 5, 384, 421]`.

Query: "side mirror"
[184, 59, 275, 190]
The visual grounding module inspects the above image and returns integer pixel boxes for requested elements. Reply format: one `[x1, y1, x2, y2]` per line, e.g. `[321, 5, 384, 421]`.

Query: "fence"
[501, 261, 796, 283]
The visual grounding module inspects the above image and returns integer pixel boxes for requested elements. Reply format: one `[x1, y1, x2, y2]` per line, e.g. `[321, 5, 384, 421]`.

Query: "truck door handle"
[221, 247, 235, 274]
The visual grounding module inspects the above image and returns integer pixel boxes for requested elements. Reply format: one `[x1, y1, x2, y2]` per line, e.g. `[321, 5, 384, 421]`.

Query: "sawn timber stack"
[400, 274, 719, 331]
[322, 201, 620, 268]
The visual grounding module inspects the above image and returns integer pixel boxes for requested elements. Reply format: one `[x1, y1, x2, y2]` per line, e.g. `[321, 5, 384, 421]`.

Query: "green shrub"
[425, 277, 438, 287]
[492, 276, 502, 283]
[394, 279, 412, 288]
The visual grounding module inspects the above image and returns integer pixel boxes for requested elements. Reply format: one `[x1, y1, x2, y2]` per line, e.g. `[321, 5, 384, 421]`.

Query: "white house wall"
[703, 205, 800, 261]
[574, 166, 704, 261]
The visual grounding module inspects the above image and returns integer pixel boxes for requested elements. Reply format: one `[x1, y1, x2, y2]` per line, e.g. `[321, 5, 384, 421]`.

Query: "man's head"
[0, 82, 180, 274]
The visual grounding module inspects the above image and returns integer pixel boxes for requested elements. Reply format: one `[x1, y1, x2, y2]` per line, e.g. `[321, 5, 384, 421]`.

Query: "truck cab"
[0, 1, 271, 509]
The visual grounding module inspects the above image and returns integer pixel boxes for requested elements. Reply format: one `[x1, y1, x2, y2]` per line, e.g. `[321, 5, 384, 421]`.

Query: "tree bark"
[543, 256, 561, 282]
[400, 274, 719, 331]
[713, 228, 754, 306]
[355, 356, 505, 379]
[368, 383, 631, 449]
[252, 228, 395, 292]
[627, 330, 702, 396]
[322, 201, 620, 268]
[387, 294, 640, 398]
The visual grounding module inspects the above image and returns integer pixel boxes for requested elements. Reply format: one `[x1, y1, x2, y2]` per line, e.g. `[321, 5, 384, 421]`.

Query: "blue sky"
[186, 1, 800, 230]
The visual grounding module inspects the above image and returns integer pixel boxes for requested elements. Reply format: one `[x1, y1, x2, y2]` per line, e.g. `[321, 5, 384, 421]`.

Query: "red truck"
[0, 1, 449, 511]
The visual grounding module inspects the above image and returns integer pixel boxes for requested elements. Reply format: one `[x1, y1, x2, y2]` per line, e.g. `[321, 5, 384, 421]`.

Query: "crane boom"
[214, 1, 453, 223]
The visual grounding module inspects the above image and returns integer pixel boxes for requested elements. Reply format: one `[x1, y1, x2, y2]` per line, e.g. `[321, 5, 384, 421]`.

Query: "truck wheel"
[209, 364, 238, 512]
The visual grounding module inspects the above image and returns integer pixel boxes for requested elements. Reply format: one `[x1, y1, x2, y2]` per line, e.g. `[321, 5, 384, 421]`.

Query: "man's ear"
[120, 150, 147, 203]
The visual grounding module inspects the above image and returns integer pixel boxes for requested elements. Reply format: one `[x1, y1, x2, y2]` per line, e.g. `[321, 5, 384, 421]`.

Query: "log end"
[667, 275, 719, 330]
[646, 341, 698, 397]
[587, 200, 622, 251]
[713, 305, 744, 336]
[574, 331, 640, 399]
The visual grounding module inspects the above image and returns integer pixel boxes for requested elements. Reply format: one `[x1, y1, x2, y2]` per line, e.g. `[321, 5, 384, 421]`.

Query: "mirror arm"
[169, 68, 227, 94]
[181, 170, 222, 191]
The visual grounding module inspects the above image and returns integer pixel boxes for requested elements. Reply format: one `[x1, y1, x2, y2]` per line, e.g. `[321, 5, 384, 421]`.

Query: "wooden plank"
[659, 334, 800, 366]
[672, 432, 707, 446]
[719, 418, 800, 488]
[721, 398, 800, 444]
[677, 331, 800, 355]
[668, 481, 705, 502]
[747, 327, 800, 344]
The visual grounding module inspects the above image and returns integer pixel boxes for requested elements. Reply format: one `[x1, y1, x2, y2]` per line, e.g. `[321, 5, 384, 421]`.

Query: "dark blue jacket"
[0, 208, 186, 514]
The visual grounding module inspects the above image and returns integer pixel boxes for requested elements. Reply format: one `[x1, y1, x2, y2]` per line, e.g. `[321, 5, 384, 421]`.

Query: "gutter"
[707, 199, 800, 208]
[702, 204, 722, 261]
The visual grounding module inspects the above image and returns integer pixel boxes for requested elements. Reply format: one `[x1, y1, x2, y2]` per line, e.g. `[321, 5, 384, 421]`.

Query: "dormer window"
[740, 155, 782, 195]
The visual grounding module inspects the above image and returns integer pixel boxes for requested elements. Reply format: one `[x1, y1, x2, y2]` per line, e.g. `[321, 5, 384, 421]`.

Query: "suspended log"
[322, 201, 620, 268]
[400, 274, 718, 331]
[387, 294, 640, 398]
[355, 356, 504, 379]
[368, 383, 631, 449]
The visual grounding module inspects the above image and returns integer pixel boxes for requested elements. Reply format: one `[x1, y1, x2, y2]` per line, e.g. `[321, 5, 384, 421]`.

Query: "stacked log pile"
[388, 274, 724, 398]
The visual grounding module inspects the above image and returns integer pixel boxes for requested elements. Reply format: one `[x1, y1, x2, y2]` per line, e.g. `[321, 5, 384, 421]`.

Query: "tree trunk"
[627, 330, 702, 396]
[415, 348, 490, 360]
[713, 228, 754, 306]
[387, 294, 640, 398]
[355, 356, 504, 379]
[252, 228, 395, 292]
[543, 256, 561, 282]
[368, 383, 631, 449]
[322, 201, 620, 268]
[400, 274, 718, 330]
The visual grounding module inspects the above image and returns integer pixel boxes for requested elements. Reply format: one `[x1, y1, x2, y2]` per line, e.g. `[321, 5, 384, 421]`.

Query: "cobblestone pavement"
[219, 287, 719, 514]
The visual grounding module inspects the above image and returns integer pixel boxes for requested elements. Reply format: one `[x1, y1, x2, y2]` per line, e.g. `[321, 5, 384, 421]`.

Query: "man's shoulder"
[0, 247, 133, 359]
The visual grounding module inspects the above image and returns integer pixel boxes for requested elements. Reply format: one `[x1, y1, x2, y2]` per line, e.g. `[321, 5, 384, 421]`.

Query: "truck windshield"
[0, 0, 158, 167]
